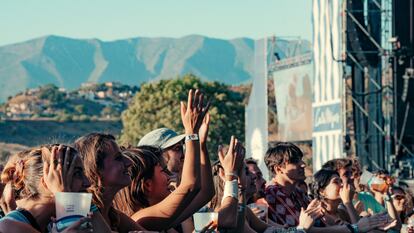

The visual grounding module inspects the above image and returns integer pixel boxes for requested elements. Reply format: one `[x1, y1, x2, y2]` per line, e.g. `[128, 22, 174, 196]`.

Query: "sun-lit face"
[277, 159, 306, 182]
[101, 140, 132, 188]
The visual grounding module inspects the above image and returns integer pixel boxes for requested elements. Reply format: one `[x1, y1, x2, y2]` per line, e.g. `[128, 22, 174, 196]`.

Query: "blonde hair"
[1, 145, 76, 200]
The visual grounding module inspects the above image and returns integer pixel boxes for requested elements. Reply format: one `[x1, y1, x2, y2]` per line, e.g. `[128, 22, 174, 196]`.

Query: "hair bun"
[12, 160, 25, 190]
[1, 159, 26, 191]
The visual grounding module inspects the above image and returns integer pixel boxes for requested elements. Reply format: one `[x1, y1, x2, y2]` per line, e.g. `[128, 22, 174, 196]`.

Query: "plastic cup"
[369, 176, 388, 193]
[55, 192, 92, 232]
[248, 203, 268, 223]
[360, 170, 374, 185]
[193, 212, 218, 232]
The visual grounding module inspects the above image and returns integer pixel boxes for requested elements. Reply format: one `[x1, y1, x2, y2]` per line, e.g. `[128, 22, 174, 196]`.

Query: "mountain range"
[0, 35, 311, 102]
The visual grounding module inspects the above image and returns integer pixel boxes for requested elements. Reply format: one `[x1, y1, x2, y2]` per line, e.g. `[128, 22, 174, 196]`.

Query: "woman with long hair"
[74, 132, 145, 232]
[113, 89, 214, 232]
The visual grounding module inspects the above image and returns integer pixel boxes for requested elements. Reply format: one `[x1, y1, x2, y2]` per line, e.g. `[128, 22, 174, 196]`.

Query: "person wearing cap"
[138, 127, 186, 185]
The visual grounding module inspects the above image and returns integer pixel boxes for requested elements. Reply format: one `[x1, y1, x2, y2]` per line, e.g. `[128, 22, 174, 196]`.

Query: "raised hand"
[340, 180, 352, 204]
[42, 145, 77, 194]
[181, 89, 210, 135]
[199, 113, 210, 145]
[217, 136, 245, 178]
[235, 142, 246, 179]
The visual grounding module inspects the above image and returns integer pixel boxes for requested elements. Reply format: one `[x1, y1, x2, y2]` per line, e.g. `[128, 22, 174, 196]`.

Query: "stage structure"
[311, 0, 414, 179]
[247, 0, 414, 179]
[270, 53, 313, 142]
[312, 0, 346, 171]
[245, 36, 312, 178]
[345, 0, 389, 170]
[345, 0, 414, 178]
[246, 38, 269, 180]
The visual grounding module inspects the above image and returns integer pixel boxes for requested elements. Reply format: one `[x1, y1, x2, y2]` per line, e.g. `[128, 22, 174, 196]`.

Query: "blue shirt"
[357, 191, 385, 213]
[1, 210, 30, 224]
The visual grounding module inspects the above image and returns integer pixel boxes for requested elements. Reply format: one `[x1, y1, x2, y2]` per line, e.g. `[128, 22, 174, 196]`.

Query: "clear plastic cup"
[55, 192, 92, 232]
[360, 170, 374, 185]
[369, 176, 388, 193]
[193, 212, 218, 232]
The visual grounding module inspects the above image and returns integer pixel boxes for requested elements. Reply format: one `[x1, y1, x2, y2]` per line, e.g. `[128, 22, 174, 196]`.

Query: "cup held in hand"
[55, 192, 92, 232]
[193, 212, 218, 232]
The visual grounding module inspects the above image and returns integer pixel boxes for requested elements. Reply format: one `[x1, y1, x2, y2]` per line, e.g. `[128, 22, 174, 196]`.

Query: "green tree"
[38, 84, 65, 103]
[120, 74, 245, 160]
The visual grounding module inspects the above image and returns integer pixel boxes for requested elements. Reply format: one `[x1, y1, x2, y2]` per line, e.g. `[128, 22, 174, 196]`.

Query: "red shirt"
[265, 183, 310, 227]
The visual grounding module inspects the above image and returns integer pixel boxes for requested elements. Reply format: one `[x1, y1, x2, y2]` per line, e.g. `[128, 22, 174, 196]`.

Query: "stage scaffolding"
[345, 0, 414, 178]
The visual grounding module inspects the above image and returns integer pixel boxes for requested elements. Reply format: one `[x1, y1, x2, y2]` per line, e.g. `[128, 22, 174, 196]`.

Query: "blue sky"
[1, 0, 312, 46]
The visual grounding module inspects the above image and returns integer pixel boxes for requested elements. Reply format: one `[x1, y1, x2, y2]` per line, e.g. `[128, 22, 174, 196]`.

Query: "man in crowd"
[264, 142, 309, 227]
[138, 127, 185, 186]
[245, 158, 266, 204]
[322, 158, 353, 185]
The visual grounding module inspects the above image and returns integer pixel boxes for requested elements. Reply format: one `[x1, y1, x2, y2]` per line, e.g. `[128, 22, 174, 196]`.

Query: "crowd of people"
[0, 89, 412, 233]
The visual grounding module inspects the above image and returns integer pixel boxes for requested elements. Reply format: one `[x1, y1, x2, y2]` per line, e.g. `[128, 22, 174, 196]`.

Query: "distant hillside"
[0, 35, 311, 102]
[0, 82, 138, 120]
[0, 120, 122, 147]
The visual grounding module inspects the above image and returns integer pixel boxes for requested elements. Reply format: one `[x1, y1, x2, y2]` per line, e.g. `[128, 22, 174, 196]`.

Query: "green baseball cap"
[137, 128, 185, 149]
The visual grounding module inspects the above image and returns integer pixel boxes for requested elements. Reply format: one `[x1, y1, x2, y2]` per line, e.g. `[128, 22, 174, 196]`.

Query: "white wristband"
[185, 134, 199, 142]
[221, 179, 238, 204]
